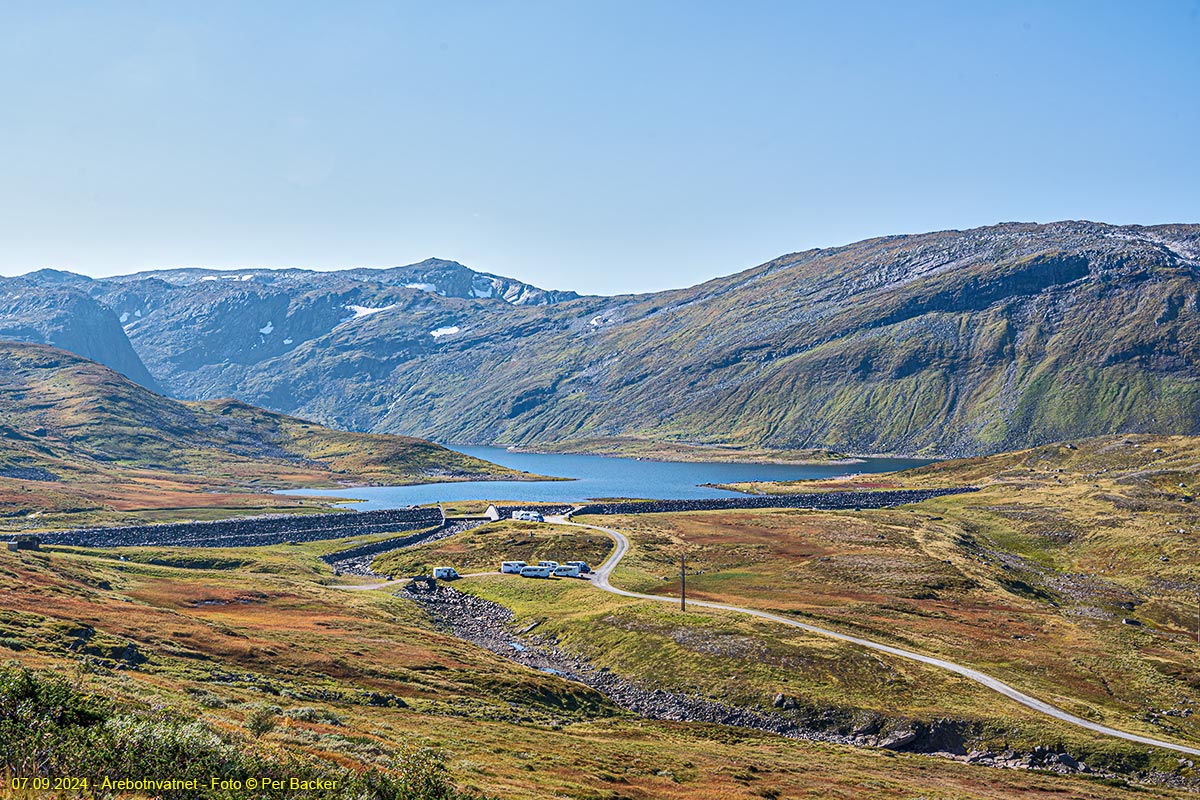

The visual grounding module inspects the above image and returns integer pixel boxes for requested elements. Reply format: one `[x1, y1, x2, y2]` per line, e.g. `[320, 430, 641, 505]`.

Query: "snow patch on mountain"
[430, 326, 461, 339]
[259, 322, 274, 335]
[471, 275, 496, 298]
[347, 304, 398, 319]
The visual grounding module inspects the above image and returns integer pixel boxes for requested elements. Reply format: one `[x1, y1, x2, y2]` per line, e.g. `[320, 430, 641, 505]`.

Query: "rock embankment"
[402, 581, 845, 740]
[573, 487, 976, 516]
[401, 582, 1115, 777]
[323, 520, 488, 576]
[39, 507, 444, 548]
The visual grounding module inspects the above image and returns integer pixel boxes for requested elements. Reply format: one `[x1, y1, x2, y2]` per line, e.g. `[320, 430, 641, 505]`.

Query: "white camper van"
[519, 565, 552, 579]
[552, 564, 581, 578]
[537, 560, 559, 570]
[565, 561, 591, 574]
[500, 561, 527, 574]
[432, 567, 460, 580]
[512, 510, 544, 522]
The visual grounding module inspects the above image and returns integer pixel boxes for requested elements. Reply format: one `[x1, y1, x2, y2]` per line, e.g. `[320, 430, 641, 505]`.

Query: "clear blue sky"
[1, 1, 1197, 295]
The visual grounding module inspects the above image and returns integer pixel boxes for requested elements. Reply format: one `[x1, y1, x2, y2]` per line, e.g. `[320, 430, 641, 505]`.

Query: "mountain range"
[3, 220, 1199, 457]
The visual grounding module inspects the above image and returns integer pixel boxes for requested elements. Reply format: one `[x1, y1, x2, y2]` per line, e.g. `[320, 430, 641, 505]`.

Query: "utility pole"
[680, 552, 686, 612]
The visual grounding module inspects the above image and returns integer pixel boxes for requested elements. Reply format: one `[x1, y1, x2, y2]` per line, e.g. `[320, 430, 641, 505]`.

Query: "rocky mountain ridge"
[3, 221, 1199, 457]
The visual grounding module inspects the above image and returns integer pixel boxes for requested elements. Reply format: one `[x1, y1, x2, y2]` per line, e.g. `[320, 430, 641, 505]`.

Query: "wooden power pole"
[680, 552, 686, 612]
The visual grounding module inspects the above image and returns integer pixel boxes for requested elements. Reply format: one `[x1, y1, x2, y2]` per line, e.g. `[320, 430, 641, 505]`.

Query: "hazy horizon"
[7, 215, 1197, 297]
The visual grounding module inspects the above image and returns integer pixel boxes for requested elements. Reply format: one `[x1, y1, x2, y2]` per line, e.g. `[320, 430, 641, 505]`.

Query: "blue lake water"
[280, 447, 933, 510]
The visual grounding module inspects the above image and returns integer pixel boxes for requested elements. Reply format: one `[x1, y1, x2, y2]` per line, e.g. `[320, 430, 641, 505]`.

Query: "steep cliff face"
[4, 222, 1199, 457]
[0, 276, 160, 390]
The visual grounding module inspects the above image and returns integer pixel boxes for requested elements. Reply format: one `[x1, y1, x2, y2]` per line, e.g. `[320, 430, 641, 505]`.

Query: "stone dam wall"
[571, 487, 976, 517]
[35, 507, 444, 548]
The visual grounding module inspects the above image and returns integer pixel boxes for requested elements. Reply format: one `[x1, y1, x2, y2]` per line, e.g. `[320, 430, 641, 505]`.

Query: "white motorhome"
[519, 565, 552, 579]
[512, 510, 544, 522]
[565, 561, 591, 574]
[500, 561, 527, 574]
[553, 564, 581, 578]
[432, 567, 460, 580]
[537, 560, 559, 569]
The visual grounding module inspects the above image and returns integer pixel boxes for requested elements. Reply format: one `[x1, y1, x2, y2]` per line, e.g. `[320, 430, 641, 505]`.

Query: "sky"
[0, 1, 1197, 295]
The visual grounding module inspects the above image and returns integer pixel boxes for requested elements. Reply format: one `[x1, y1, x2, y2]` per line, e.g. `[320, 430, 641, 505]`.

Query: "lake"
[280, 447, 932, 510]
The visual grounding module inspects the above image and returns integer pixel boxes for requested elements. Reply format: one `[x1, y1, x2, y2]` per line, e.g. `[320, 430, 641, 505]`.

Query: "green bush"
[244, 704, 280, 736]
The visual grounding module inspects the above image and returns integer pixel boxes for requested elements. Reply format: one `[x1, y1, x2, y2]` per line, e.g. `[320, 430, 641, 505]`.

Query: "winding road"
[549, 515, 1200, 757]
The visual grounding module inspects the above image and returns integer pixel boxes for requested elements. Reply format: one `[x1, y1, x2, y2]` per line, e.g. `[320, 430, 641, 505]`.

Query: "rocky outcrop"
[0, 277, 159, 389]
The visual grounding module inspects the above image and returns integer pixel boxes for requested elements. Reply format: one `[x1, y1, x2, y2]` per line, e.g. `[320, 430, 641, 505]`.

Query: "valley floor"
[3, 433, 1200, 798]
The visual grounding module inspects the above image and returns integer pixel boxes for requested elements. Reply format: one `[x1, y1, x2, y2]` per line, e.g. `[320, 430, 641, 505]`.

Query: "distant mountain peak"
[21, 268, 95, 286]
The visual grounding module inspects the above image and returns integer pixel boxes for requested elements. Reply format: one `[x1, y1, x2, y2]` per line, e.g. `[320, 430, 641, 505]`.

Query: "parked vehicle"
[500, 561, 527, 574]
[565, 560, 591, 574]
[519, 565, 552, 578]
[553, 564, 581, 578]
[537, 560, 559, 569]
[432, 567, 460, 580]
[512, 510, 544, 522]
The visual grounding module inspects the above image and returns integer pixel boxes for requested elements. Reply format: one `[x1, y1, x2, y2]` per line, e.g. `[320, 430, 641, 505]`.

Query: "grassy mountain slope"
[162, 221, 1200, 458]
[0, 342, 530, 531]
[363, 222, 1200, 457]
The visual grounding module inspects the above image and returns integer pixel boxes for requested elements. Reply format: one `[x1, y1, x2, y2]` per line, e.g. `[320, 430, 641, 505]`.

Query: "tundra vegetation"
[379, 435, 1200, 790]
[0, 498, 1193, 798]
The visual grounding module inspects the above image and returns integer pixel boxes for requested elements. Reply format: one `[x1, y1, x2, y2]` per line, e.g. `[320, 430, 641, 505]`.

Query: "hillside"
[2, 530, 1186, 799]
[0, 342, 531, 531]
[365, 221, 1200, 458]
[6, 221, 1200, 457]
